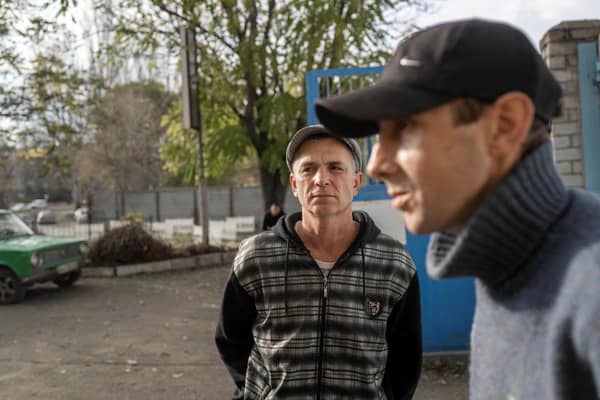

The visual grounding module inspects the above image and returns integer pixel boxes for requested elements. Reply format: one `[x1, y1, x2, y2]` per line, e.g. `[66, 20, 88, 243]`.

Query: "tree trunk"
[259, 166, 287, 211]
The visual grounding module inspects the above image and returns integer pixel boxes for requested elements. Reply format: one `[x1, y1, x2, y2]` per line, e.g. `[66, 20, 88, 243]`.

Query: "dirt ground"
[0, 265, 468, 400]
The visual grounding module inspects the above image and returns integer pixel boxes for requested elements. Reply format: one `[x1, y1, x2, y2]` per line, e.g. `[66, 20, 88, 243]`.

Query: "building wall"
[541, 20, 600, 189]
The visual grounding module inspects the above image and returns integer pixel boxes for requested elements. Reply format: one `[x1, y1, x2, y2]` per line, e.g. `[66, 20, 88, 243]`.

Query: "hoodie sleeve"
[383, 273, 423, 400]
[215, 268, 257, 393]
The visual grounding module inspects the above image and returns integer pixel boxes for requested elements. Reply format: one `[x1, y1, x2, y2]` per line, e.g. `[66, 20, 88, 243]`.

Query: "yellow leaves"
[17, 147, 46, 160]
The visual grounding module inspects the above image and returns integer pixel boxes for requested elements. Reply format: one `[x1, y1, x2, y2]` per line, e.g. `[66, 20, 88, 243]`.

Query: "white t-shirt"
[314, 258, 335, 276]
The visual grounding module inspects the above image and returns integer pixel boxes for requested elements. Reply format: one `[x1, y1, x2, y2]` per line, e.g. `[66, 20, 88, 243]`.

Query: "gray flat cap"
[286, 125, 362, 172]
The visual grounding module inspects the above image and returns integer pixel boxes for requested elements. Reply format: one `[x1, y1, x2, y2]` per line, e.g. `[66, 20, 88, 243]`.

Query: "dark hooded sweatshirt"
[215, 211, 422, 399]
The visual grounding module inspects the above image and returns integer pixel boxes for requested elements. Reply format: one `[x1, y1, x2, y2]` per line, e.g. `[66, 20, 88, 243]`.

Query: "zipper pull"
[323, 275, 328, 299]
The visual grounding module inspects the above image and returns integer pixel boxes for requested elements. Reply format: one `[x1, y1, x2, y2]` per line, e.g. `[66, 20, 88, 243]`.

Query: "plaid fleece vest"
[234, 230, 416, 399]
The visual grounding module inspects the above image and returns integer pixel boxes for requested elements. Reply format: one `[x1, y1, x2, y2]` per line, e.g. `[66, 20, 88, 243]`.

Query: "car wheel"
[53, 269, 82, 288]
[0, 269, 25, 305]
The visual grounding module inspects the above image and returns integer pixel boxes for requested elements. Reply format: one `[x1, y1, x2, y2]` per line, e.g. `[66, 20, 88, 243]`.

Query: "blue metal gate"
[305, 67, 476, 352]
[577, 41, 600, 194]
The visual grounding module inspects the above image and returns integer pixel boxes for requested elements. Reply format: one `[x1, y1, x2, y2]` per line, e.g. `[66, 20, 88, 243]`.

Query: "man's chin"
[308, 206, 336, 217]
[405, 225, 430, 235]
[403, 214, 436, 235]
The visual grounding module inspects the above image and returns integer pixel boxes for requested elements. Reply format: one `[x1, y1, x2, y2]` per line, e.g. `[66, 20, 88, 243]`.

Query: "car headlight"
[30, 252, 42, 267]
[79, 242, 90, 256]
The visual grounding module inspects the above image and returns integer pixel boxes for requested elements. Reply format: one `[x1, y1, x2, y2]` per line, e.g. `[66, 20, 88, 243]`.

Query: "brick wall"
[540, 20, 600, 188]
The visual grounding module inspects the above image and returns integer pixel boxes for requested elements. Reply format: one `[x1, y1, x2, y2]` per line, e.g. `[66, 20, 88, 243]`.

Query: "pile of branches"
[186, 242, 223, 256]
[89, 223, 173, 266]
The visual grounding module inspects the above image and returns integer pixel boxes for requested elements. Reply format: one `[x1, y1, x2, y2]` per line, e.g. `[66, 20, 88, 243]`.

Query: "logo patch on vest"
[365, 298, 382, 318]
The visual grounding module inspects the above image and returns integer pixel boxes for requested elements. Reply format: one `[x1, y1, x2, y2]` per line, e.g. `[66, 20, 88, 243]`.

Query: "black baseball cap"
[315, 19, 563, 138]
[286, 125, 362, 172]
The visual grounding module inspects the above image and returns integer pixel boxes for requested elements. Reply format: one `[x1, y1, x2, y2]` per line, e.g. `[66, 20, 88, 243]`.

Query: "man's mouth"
[389, 190, 412, 210]
[310, 193, 334, 200]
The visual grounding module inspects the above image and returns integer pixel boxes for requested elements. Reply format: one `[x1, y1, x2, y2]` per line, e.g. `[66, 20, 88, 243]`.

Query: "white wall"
[353, 199, 406, 245]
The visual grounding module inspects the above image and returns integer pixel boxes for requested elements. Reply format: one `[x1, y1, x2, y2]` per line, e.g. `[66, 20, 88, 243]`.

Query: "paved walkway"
[0, 265, 467, 399]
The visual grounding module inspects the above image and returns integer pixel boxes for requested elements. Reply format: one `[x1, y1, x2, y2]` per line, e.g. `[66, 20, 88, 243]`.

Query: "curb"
[82, 250, 237, 278]
[423, 351, 470, 363]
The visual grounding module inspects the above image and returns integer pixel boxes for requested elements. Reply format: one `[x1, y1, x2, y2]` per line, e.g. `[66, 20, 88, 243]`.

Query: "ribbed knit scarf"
[426, 140, 569, 288]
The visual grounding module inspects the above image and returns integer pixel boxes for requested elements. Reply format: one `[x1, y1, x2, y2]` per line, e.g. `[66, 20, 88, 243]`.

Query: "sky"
[414, 0, 600, 47]
[56, 0, 600, 72]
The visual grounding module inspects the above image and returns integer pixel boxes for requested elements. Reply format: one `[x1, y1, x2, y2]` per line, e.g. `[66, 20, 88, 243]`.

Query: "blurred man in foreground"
[316, 18, 600, 400]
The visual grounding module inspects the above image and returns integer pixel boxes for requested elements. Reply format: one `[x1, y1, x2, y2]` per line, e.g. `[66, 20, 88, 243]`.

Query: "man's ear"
[487, 92, 535, 159]
[354, 172, 363, 194]
[289, 172, 298, 196]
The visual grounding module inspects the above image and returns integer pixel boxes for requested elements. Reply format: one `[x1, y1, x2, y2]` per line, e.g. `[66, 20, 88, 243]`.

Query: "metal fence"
[88, 185, 302, 230]
[29, 213, 156, 242]
[25, 208, 257, 250]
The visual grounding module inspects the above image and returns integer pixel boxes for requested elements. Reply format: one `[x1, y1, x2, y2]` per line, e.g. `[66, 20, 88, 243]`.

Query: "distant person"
[316, 18, 600, 400]
[261, 202, 284, 230]
[215, 125, 422, 399]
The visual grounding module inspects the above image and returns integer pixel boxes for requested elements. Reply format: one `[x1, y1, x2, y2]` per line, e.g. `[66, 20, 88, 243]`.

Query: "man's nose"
[367, 141, 402, 181]
[367, 142, 390, 179]
[313, 166, 331, 185]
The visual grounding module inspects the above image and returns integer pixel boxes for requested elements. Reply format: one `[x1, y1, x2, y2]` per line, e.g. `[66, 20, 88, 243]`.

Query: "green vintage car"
[0, 210, 88, 304]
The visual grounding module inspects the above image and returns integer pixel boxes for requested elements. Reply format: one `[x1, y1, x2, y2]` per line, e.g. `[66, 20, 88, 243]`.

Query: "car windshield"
[0, 213, 34, 238]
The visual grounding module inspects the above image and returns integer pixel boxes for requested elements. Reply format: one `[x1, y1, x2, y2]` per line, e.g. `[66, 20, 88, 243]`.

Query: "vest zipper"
[316, 272, 329, 400]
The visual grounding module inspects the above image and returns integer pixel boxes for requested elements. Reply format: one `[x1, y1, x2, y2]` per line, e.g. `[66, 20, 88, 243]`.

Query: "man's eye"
[392, 121, 410, 137]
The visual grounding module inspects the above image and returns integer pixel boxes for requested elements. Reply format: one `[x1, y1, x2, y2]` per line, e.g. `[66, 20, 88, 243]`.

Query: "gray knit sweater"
[427, 141, 600, 400]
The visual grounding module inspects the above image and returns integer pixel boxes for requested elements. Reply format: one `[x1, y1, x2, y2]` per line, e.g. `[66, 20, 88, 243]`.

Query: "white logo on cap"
[399, 57, 422, 67]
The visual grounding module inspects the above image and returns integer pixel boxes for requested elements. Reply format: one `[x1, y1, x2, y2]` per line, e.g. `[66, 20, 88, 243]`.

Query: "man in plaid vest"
[216, 125, 422, 399]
